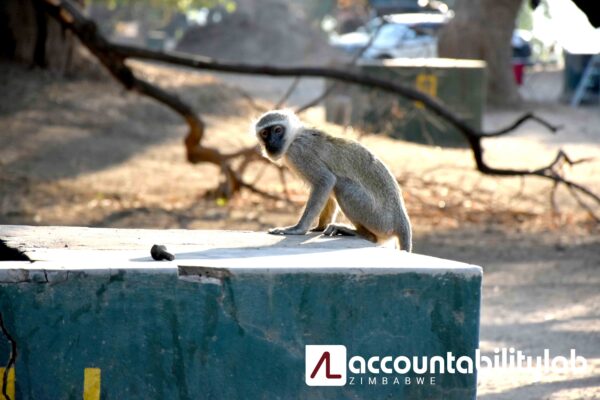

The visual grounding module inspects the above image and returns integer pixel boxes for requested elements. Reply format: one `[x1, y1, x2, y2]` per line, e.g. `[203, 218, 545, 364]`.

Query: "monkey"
[254, 109, 412, 252]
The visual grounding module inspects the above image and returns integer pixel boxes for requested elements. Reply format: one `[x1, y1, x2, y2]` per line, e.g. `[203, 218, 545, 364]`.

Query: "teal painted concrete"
[0, 227, 482, 399]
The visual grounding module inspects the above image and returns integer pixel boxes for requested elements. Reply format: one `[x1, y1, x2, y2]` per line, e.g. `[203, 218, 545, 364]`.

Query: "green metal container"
[325, 58, 486, 147]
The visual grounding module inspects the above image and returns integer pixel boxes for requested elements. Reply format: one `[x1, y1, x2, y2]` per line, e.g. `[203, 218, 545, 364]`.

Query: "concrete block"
[0, 226, 481, 399]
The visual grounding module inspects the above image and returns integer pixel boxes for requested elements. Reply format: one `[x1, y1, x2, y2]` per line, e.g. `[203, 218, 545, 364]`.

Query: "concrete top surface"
[0, 225, 482, 278]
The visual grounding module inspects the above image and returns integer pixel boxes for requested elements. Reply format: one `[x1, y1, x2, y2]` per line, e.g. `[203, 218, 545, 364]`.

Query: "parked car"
[329, 13, 451, 59]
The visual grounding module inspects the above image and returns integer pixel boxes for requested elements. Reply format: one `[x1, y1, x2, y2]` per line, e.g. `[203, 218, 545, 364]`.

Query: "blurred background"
[0, 1, 599, 396]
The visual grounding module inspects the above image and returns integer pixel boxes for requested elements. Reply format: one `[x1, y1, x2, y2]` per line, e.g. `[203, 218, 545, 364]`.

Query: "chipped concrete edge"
[0, 263, 482, 284]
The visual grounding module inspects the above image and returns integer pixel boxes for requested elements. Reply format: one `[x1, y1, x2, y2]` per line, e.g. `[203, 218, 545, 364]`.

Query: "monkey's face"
[257, 124, 287, 159]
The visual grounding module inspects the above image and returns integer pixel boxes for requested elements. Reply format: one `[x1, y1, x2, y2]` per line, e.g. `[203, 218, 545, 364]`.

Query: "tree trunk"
[438, 0, 523, 106]
[0, 0, 83, 74]
[32, 0, 48, 68]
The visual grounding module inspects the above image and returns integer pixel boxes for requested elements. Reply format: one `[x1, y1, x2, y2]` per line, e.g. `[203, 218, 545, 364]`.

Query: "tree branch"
[40, 0, 600, 216]
[274, 76, 301, 108]
[111, 42, 597, 209]
[296, 18, 389, 113]
[482, 112, 562, 137]
[40, 0, 274, 199]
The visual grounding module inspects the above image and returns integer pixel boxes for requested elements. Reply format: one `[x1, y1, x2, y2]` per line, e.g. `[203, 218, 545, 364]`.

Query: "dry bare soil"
[1, 61, 599, 398]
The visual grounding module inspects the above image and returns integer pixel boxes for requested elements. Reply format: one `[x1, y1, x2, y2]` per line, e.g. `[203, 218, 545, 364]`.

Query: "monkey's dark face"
[258, 124, 286, 158]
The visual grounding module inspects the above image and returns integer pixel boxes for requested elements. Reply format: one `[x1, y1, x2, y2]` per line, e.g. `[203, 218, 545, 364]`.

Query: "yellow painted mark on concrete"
[83, 368, 101, 400]
[0, 367, 15, 400]
[415, 73, 438, 109]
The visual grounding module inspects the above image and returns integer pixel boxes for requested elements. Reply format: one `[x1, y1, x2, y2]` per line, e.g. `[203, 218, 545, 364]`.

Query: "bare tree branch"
[482, 112, 562, 137]
[550, 181, 560, 217]
[40, 0, 273, 199]
[107, 43, 600, 211]
[296, 19, 389, 113]
[274, 76, 301, 108]
[230, 85, 268, 113]
[40, 0, 600, 216]
[566, 184, 600, 222]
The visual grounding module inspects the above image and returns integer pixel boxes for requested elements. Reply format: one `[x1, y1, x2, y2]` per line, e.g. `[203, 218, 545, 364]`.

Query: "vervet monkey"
[254, 110, 412, 252]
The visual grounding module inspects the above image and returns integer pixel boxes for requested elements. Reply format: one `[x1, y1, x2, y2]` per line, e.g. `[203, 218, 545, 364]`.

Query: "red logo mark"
[310, 351, 342, 379]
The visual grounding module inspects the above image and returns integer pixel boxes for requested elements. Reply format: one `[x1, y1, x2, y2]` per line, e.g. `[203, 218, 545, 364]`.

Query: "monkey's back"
[287, 129, 402, 203]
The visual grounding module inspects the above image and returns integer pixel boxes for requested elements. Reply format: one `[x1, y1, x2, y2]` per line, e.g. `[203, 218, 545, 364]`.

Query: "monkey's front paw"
[268, 226, 308, 235]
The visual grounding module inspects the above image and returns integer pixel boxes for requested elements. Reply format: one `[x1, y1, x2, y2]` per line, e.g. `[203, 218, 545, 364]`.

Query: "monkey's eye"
[259, 129, 268, 139]
[273, 125, 284, 135]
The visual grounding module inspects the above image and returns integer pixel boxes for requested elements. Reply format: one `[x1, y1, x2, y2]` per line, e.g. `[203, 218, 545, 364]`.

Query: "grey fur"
[255, 113, 413, 252]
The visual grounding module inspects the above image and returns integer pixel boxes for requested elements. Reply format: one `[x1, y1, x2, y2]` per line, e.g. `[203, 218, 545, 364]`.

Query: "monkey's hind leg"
[323, 223, 377, 243]
[311, 197, 339, 232]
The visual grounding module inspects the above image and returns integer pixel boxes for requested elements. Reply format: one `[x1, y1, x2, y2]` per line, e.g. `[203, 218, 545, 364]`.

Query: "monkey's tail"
[395, 218, 413, 253]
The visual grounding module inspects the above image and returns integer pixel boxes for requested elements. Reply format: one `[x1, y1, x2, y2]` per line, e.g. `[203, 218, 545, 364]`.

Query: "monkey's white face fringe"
[254, 109, 303, 161]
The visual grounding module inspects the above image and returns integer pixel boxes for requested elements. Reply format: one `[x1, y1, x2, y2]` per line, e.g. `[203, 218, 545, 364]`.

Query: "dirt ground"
[0, 60, 599, 398]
